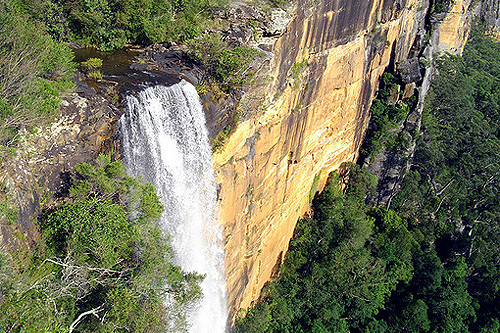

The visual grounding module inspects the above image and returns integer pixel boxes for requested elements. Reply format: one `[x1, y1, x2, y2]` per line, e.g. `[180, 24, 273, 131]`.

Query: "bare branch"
[68, 304, 105, 333]
[44, 258, 127, 275]
[436, 178, 454, 196]
[432, 195, 448, 216]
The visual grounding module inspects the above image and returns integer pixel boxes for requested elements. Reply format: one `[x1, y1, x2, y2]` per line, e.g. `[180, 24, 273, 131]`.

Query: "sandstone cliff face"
[433, 0, 475, 54]
[213, 0, 475, 316]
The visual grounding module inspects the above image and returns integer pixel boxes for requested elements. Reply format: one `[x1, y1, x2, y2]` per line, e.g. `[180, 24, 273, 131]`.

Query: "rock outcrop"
[481, 0, 500, 29]
[367, 0, 478, 207]
[433, 0, 475, 54]
[0, 83, 116, 252]
[213, 0, 477, 317]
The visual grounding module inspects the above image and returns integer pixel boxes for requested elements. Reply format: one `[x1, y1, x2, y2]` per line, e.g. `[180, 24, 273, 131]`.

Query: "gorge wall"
[213, 0, 477, 316]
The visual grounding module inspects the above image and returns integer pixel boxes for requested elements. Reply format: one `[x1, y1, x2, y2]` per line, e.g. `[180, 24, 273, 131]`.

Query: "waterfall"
[119, 80, 227, 332]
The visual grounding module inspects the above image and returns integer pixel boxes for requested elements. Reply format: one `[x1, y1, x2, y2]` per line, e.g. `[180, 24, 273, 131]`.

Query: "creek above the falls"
[119, 80, 228, 332]
[72, 47, 181, 93]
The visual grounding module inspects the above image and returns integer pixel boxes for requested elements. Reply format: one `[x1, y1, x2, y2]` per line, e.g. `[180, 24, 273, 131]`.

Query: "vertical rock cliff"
[367, 0, 476, 207]
[213, 0, 477, 316]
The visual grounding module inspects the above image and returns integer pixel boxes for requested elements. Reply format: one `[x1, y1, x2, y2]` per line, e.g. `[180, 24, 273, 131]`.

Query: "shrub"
[81, 58, 104, 80]
[0, 156, 202, 332]
[360, 73, 412, 158]
[187, 33, 260, 93]
[24, 0, 225, 50]
[0, 1, 75, 144]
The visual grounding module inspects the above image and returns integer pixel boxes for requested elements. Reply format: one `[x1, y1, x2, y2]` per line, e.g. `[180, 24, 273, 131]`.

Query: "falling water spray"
[120, 81, 227, 332]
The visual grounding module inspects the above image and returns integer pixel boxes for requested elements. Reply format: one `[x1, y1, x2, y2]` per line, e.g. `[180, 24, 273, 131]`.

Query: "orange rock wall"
[213, 0, 474, 316]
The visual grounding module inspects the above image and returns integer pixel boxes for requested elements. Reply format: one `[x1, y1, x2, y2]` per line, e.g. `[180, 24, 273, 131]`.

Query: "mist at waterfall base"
[120, 81, 227, 332]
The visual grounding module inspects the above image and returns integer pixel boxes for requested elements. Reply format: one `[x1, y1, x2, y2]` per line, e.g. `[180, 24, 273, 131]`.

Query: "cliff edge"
[213, 0, 477, 317]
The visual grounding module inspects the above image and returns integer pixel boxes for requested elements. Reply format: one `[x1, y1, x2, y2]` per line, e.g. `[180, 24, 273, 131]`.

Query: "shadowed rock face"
[0, 82, 116, 252]
[365, 0, 477, 208]
[212, 0, 474, 318]
[481, 0, 500, 29]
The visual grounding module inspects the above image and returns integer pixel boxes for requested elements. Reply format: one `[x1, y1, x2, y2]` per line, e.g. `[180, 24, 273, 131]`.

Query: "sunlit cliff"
[213, 0, 478, 316]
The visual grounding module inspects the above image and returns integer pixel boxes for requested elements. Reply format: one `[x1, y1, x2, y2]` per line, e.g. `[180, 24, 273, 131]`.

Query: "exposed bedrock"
[0, 82, 116, 252]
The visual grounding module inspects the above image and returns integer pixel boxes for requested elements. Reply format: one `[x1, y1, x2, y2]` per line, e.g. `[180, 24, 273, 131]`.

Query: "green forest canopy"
[9, 0, 226, 50]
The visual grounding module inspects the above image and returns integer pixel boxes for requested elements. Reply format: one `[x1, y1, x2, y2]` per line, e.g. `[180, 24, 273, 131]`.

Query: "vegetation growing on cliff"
[0, 156, 203, 332]
[431, 0, 453, 13]
[360, 72, 414, 159]
[187, 33, 260, 93]
[0, 0, 77, 235]
[235, 23, 500, 332]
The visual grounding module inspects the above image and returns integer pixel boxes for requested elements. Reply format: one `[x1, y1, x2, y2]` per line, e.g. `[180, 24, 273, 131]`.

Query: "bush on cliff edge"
[0, 155, 203, 332]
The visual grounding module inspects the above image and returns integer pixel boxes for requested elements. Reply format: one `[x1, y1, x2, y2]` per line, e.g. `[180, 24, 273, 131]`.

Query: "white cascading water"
[120, 80, 227, 332]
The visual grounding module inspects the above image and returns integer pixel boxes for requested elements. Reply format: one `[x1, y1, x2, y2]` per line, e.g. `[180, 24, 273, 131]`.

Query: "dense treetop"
[9, 0, 226, 49]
